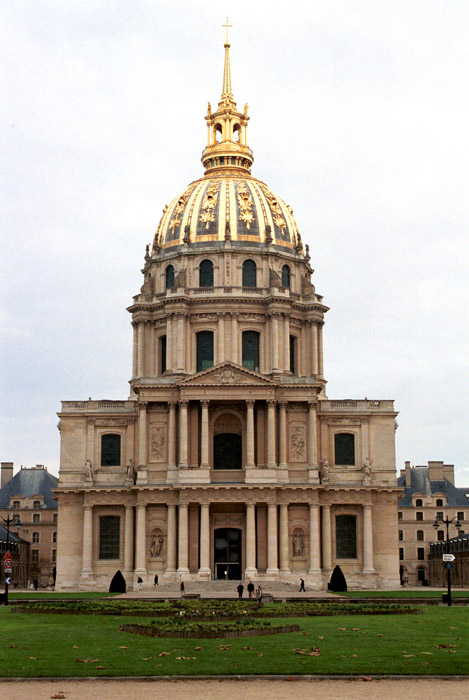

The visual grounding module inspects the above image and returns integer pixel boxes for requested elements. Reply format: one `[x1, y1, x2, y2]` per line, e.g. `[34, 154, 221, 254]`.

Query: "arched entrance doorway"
[213, 412, 243, 470]
[214, 528, 242, 580]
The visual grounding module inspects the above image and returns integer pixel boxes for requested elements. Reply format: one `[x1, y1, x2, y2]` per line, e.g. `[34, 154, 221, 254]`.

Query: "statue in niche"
[319, 457, 329, 484]
[363, 457, 372, 484]
[150, 534, 164, 557]
[290, 427, 305, 459]
[126, 458, 136, 484]
[293, 533, 304, 557]
[84, 458, 93, 482]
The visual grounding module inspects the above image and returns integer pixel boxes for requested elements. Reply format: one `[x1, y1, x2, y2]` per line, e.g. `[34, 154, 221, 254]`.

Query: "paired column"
[199, 503, 211, 577]
[278, 402, 287, 468]
[217, 313, 225, 364]
[321, 505, 332, 572]
[245, 503, 257, 576]
[270, 314, 280, 372]
[166, 313, 173, 372]
[308, 401, 318, 468]
[279, 504, 290, 572]
[200, 400, 210, 468]
[231, 313, 238, 363]
[176, 313, 185, 372]
[310, 321, 318, 376]
[81, 505, 93, 573]
[168, 402, 177, 470]
[166, 504, 177, 573]
[308, 504, 321, 573]
[137, 322, 145, 376]
[177, 503, 189, 574]
[124, 505, 134, 573]
[178, 400, 189, 467]
[283, 314, 290, 371]
[132, 323, 138, 378]
[135, 504, 147, 573]
[138, 401, 148, 466]
[363, 504, 375, 572]
[266, 503, 279, 575]
[267, 400, 277, 468]
[318, 322, 324, 376]
[246, 400, 255, 467]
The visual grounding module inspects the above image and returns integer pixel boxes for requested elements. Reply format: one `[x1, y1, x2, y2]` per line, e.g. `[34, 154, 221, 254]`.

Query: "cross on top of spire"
[222, 18, 232, 45]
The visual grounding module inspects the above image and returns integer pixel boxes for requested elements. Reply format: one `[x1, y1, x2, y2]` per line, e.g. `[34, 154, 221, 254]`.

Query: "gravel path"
[1, 678, 468, 700]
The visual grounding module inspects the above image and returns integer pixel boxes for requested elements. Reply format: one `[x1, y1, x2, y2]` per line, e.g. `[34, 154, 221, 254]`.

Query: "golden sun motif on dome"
[236, 183, 255, 229]
[199, 182, 219, 229]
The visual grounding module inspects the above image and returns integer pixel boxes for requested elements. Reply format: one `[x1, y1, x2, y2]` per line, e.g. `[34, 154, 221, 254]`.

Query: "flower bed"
[119, 619, 300, 638]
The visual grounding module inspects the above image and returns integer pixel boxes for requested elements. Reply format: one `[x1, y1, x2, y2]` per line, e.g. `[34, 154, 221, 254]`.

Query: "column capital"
[139, 401, 148, 409]
[267, 399, 277, 408]
[200, 399, 210, 408]
[168, 400, 177, 408]
[217, 311, 226, 319]
[278, 400, 287, 408]
[179, 399, 189, 407]
[308, 400, 318, 409]
[246, 399, 255, 408]
[230, 312, 239, 319]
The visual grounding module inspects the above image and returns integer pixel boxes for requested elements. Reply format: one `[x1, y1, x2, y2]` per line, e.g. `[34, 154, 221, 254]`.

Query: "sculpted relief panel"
[289, 422, 306, 463]
[149, 424, 167, 463]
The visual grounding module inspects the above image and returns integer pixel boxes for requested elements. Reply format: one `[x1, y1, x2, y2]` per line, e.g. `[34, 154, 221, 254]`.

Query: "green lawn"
[0, 606, 467, 677]
[340, 590, 469, 599]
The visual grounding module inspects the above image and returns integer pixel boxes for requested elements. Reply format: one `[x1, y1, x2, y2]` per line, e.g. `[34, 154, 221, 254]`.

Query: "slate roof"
[0, 468, 58, 509]
[398, 467, 469, 507]
[0, 524, 23, 543]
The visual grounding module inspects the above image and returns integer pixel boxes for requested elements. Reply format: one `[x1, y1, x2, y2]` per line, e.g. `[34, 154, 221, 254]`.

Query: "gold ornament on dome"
[261, 184, 286, 230]
[200, 181, 219, 229]
[168, 184, 197, 234]
[237, 183, 255, 229]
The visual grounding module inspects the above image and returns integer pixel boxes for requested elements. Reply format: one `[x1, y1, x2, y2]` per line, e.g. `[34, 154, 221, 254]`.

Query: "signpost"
[442, 553, 455, 562]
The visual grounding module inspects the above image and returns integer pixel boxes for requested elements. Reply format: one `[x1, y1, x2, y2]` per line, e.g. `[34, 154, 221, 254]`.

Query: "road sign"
[445, 562, 453, 570]
[5, 577, 11, 585]
[3, 550, 11, 561]
[4, 559, 12, 571]
[443, 554, 456, 562]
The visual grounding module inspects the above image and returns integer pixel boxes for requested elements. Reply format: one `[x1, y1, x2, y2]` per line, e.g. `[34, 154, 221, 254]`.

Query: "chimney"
[428, 461, 444, 481]
[1, 462, 14, 488]
[442, 464, 455, 485]
[404, 461, 411, 487]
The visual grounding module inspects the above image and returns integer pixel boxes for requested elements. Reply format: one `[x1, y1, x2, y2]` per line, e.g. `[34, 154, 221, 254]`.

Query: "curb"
[1, 675, 469, 682]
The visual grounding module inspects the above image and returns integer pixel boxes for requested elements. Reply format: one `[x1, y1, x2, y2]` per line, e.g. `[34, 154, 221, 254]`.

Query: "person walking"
[255, 584, 263, 603]
[247, 580, 255, 598]
[237, 582, 244, 598]
[154, 574, 159, 586]
[299, 578, 306, 592]
[180, 580, 185, 597]
[137, 576, 143, 590]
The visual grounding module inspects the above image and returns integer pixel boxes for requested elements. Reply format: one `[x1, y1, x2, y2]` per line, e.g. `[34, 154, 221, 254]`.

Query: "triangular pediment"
[179, 362, 275, 387]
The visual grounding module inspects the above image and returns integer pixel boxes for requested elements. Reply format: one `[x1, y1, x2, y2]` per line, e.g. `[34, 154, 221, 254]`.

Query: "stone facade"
[0, 463, 58, 588]
[397, 461, 468, 586]
[55, 37, 400, 592]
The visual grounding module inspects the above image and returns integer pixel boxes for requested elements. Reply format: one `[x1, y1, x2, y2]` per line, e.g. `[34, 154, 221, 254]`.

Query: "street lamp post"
[433, 515, 462, 607]
[1, 514, 21, 607]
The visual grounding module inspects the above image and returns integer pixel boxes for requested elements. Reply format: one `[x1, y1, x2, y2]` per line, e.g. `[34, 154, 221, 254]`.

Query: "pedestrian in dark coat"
[237, 583, 244, 598]
[299, 578, 306, 592]
[247, 580, 255, 598]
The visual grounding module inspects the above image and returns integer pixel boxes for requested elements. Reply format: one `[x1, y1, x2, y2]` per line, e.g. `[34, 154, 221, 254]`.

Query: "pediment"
[179, 362, 275, 387]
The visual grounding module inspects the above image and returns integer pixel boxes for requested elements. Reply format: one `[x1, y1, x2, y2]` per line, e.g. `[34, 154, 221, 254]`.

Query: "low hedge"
[120, 619, 300, 638]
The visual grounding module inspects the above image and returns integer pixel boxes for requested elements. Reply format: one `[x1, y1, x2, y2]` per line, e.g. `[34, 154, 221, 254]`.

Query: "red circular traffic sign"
[4, 559, 12, 570]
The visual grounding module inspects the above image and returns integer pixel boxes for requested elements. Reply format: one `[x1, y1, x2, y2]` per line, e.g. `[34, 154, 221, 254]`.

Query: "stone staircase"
[121, 578, 333, 599]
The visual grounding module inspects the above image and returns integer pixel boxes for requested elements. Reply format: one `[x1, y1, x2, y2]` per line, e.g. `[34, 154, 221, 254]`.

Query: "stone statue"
[244, 102, 249, 116]
[363, 457, 372, 484]
[150, 535, 163, 557]
[293, 533, 304, 557]
[319, 457, 329, 484]
[84, 458, 93, 482]
[126, 458, 136, 484]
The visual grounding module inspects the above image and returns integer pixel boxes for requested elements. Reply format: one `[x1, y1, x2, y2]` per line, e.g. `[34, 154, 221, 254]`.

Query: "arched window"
[242, 331, 260, 372]
[242, 259, 257, 287]
[196, 331, 214, 372]
[165, 265, 175, 289]
[334, 433, 355, 466]
[101, 434, 121, 466]
[416, 499, 423, 507]
[289, 335, 296, 374]
[436, 498, 443, 507]
[281, 265, 290, 288]
[160, 335, 166, 374]
[336, 515, 357, 558]
[199, 259, 214, 287]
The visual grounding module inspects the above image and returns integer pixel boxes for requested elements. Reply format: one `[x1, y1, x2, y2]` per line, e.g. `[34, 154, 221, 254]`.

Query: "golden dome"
[152, 31, 303, 254]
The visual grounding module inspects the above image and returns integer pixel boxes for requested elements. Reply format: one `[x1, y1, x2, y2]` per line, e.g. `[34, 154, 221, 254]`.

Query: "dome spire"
[222, 19, 233, 97]
[201, 25, 254, 176]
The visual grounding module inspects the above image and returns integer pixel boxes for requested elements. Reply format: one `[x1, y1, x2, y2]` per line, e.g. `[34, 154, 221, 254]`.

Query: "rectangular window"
[32, 532, 40, 543]
[53, 513, 57, 524]
[31, 550, 39, 563]
[399, 530, 403, 541]
[12, 514, 20, 524]
[51, 549, 56, 563]
[335, 515, 357, 559]
[33, 513, 40, 524]
[13, 501, 20, 509]
[437, 530, 444, 541]
[457, 512, 464, 521]
[52, 532, 57, 543]
[160, 335, 167, 374]
[334, 433, 355, 466]
[289, 335, 296, 374]
[417, 530, 424, 541]
[398, 512, 403, 520]
[33, 500, 40, 509]
[436, 511, 443, 521]
[99, 515, 120, 560]
[399, 547, 404, 561]
[416, 512, 423, 521]
[101, 434, 121, 466]
[417, 547, 425, 561]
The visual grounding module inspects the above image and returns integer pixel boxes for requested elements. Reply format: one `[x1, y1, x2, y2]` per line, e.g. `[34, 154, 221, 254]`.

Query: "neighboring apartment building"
[397, 461, 468, 586]
[0, 524, 29, 588]
[0, 462, 58, 588]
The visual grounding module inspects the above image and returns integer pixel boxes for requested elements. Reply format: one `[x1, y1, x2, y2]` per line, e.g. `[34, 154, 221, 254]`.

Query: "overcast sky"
[1, 0, 468, 484]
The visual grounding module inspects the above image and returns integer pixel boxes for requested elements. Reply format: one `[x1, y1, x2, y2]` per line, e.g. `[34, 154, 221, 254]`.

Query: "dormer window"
[34, 500, 41, 510]
[165, 265, 175, 289]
